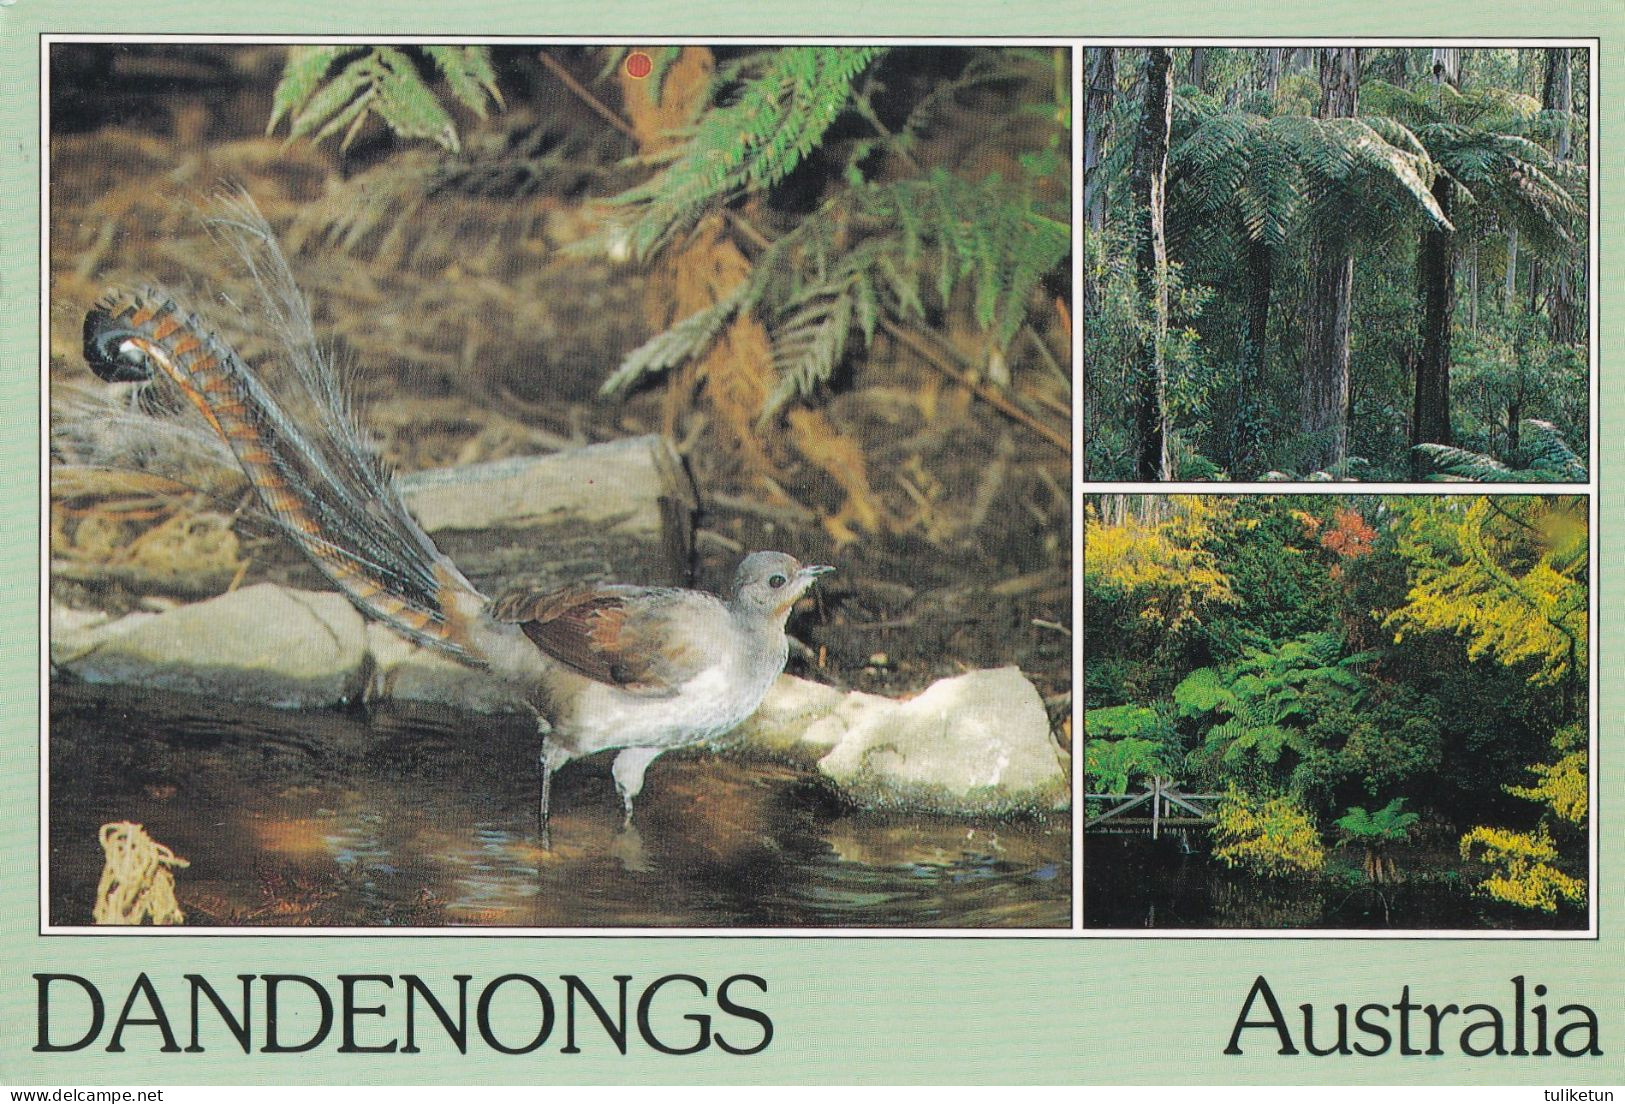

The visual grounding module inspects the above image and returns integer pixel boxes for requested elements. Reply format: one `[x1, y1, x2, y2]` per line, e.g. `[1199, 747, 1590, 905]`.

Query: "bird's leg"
[532, 710, 564, 850]
[538, 739, 556, 849]
[610, 746, 666, 827]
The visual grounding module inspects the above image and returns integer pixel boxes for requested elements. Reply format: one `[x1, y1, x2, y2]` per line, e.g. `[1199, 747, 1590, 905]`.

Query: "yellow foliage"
[1212, 789, 1325, 878]
[1386, 497, 1587, 686]
[1460, 825, 1585, 913]
[1509, 749, 1588, 825]
[1084, 496, 1236, 630]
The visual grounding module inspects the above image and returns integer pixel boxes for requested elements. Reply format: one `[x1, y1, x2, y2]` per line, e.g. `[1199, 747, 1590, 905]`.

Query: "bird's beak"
[801, 564, 836, 581]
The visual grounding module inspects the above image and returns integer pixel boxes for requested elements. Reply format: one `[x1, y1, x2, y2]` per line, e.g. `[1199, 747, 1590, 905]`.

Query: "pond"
[1083, 833, 1584, 932]
[48, 683, 1071, 930]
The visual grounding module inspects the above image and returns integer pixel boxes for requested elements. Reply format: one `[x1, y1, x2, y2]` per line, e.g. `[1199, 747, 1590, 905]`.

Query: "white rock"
[59, 583, 369, 708]
[813, 666, 1069, 816]
[729, 674, 851, 759]
[50, 604, 154, 667]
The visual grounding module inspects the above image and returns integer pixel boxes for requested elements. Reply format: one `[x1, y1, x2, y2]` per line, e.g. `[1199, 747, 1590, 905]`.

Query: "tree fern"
[1360, 78, 1585, 251]
[1415, 419, 1587, 481]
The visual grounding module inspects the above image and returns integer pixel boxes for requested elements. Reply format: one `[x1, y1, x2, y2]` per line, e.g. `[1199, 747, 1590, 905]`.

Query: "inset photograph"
[1082, 46, 1590, 481]
[47, 42, 1073, 929]
[1083, 493, 1589, 930]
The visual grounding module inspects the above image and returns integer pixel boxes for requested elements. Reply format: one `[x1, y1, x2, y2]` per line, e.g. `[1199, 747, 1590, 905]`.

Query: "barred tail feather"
[84, 285, 482, 659]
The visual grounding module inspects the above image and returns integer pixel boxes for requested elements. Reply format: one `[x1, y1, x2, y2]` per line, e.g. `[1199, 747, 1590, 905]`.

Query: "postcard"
[0, 0, 1619, 1090]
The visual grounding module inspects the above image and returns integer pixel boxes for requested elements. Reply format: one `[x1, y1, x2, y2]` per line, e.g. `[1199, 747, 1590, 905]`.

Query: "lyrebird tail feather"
[81, 198, 483, 657]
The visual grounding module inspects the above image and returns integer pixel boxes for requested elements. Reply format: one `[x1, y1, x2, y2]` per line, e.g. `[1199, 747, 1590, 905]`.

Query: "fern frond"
[269, 45, 500, 153]
[423, 45, 504, 117]
[763, 286, 855, 417]
[599, 290, 745, 397]
[610, 47, 886, 260]
[1416, 421, 1587, 482]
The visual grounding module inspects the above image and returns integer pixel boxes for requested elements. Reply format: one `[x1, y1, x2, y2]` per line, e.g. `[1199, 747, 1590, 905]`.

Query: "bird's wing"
[488, 584, 721, 694]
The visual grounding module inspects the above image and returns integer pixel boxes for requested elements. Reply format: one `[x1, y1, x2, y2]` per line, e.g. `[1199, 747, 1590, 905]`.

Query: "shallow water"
[49, 683, 1070, 929]
[1084, 833, 1583, 931]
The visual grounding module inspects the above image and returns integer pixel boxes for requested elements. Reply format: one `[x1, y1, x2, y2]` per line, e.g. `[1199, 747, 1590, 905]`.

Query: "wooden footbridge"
[1085, 778, 1221, 838]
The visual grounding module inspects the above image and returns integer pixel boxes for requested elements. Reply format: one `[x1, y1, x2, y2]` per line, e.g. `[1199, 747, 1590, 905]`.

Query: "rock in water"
[811, 666, 1069, 815]
[58, 583, 368, 708]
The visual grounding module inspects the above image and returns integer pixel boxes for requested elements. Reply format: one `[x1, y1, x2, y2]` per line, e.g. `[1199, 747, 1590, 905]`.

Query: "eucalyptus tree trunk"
[1186, 47, 1208, 92]
[1082, 47, 1116, 480]
[1083, 48, 1116, 237]
[1302, 47, 1358, 474]
[1544, 46, 1580, 346]
[1259, 48, 1285, 103]
[1132, 47, 1174, 481]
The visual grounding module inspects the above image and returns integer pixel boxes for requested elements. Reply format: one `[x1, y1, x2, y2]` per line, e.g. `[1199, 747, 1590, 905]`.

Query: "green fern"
[1360, 79, 1585, 251]
[1335, 798, 1420, 844]
[599, 288, 747, 396]
[1168, 105, 1449, 258]
[269, 45, 502, 153]
[609, 46, 886, 260]
[599, 47, 1068, 417]
[606, 169, 1067, 412]
[1415, 420, 1587, 482]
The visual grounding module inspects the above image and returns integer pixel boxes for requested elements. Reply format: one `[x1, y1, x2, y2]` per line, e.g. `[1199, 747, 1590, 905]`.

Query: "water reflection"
[50, 684, 1070, 928]
[1083, 833, 1583, 931]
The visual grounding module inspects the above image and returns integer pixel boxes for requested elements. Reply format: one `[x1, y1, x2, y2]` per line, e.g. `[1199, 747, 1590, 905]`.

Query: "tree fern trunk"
[1301, 47, 1358, 474]
[1411, 174, 1456, 477]
[1234, 238, 1273, 478]
[1132, 47, 1173, 481]
[1468, 239, 1479, 333]
[1504, 226, 1519, 313]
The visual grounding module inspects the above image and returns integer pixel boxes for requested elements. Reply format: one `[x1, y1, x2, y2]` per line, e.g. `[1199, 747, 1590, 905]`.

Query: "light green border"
[3, 0, 1623, 1085]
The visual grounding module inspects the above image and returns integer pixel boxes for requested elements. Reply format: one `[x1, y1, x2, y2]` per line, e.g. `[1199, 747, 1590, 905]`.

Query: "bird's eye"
[768, 573, 788, 589]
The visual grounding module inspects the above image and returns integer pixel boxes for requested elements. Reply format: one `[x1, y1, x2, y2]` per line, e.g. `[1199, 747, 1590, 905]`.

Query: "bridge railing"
[1084, 777, 1223, 838]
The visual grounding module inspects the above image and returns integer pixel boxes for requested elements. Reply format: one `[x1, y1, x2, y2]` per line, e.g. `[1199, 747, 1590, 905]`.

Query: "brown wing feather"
[489, 585, 710, 694]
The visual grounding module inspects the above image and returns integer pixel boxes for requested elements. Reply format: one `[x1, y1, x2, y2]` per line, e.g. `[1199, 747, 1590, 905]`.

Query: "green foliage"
[1084, 704, 1163, 739]
[1168, 102, 1449, 257]
[1334, 797, 1419, 843]
[1360, 78, 1586, 251]
[1448, 313, 1588, 473]
[269, 45, 502, 153]
[1179, 632, 1374, 793]
[1334, 797, 1419, 883]
[1416, 421, 1587, 482]
[601, 48, 1069, 416]
[1084, 47, 1590, 480]
[1085, 487, 1591, 915]
[1083, 222, 1214, 479]
[1212, 788, 1326, 877]
[1085, 734, 1171, 795]
[609, 47, 885, 261]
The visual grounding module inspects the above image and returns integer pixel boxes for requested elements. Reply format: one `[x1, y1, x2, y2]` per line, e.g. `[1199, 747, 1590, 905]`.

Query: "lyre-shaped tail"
[83, 254, 483, 659]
